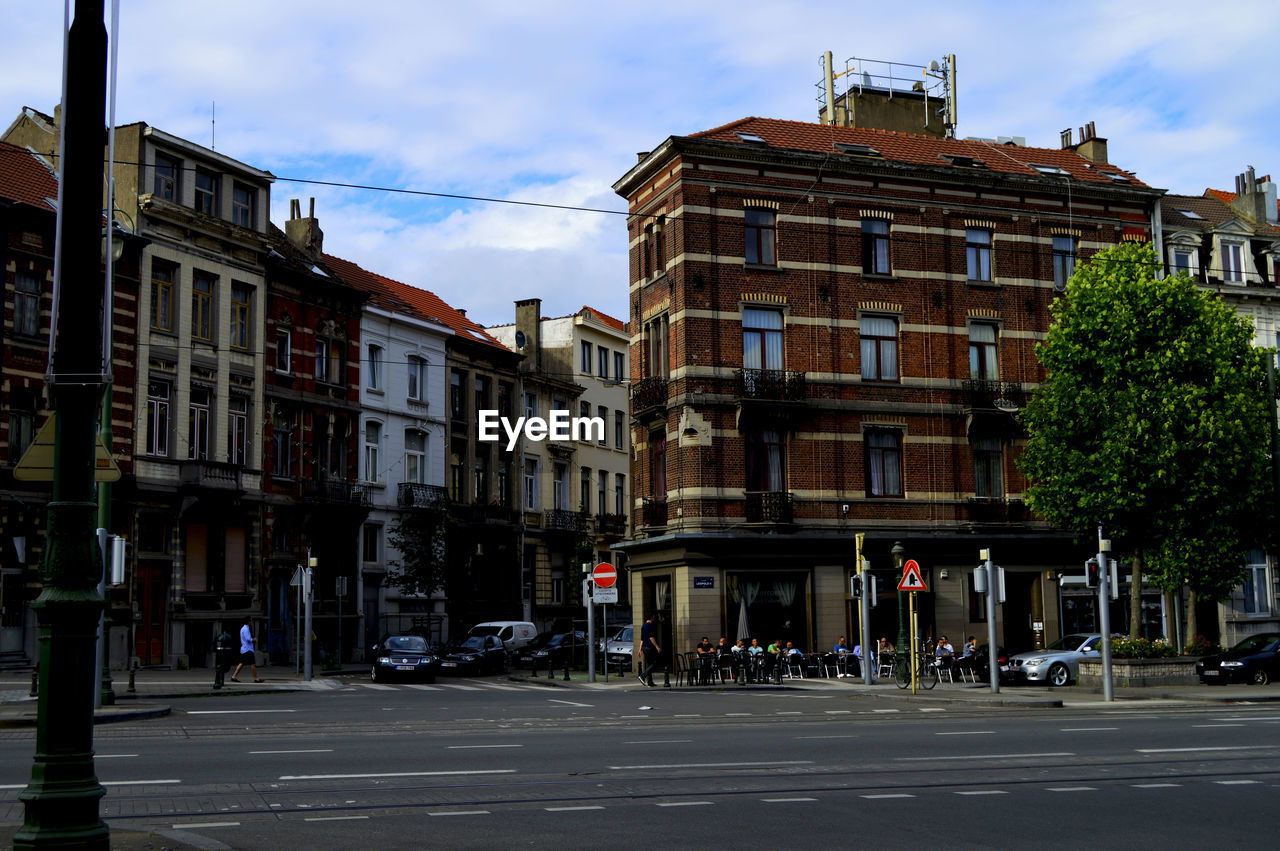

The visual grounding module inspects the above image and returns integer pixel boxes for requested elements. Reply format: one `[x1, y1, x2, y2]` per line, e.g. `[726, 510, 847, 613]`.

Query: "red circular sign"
[592, 563, 617, 588]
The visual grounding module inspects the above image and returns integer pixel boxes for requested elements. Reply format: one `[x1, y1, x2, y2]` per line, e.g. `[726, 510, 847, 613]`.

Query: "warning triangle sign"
[13, 413, 122, 483]
[897, 559, 927, 592]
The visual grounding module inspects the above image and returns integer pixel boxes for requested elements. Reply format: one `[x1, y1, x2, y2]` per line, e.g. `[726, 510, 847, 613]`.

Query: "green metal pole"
[892, 541, 906, 674]
[96, 389, 114, 707]
[15, 0, 110, 846]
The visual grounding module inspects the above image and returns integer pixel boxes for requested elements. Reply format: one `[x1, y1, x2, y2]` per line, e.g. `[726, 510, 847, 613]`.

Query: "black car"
[438, 634, 507, 676]
[1196, 633, 1280, 685]
[518, 631, 589, 670]
[371, 634, 440, 683]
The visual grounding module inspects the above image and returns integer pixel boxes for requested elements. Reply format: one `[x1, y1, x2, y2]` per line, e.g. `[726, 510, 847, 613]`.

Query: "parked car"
[1196, 633, 1280, 685]
[518, 631, 589, 670]
[599, 625, 634, 672]
[371, 634, 441, 683]
[468, 621, 538, 654]
[438, 634, 507, 676]
[1006, 633, 1102, 687]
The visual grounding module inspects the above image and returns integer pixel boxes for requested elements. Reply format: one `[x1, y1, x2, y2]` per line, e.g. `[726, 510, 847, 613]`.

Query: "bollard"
[563, 656, 570, 682]
[29, 669, 38, 697]
[127, 665, 136, 694]
[663, 666, 670, 688]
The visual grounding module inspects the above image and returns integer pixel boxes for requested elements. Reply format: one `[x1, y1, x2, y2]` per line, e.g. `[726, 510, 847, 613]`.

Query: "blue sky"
[3, 0, 1277, 326]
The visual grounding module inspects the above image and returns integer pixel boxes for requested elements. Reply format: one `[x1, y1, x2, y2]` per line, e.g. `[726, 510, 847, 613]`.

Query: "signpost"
[897, 560, 927, 693]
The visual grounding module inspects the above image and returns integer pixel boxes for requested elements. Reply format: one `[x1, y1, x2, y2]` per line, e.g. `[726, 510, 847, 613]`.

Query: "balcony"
[735, 369, 807, 402]
[961, 380, 1026, 412]
[398, 482, 448, 508]
[966, 497, 1027, 523]
[630, 376, 669, 417]
[745, 490, 794, 524]
[640, 498, 668, 528]
[178, 460, 243, 491]
[545, 508, 586, 533]
[596, 514, 628, 536]
[305, 480, 371, 506]
[450, 502, 519, 525]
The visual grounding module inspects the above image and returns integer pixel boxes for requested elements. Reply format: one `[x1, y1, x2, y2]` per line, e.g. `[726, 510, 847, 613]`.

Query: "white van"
[467, 621, 538, 653]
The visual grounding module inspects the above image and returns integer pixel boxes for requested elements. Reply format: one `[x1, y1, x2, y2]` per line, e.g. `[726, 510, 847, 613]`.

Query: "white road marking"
[474, 682, 525, 691]
[439, 683, 482, 691]
[823, 710, 852, 715]
[1133, 783, 1181, 788]
[545, 806, 605, 812]
[173, 822, 239, 829]
[446, 744, 523, 750]
[674, 714, 702, 718]
[428, 810, 491, 817]
[1047, 787, 1096, 792]
[618, 715, 649, 719]
[251, 749, 333, 755]
[862, 794, 915, 799]
[279, 770, 515, 780]
[102, 780, 181, 786]
[548, 699, 593, 707]
[919, 708, 946, 713]
[725, 713, 752, 717]
[775, 712, 802, 716]
[935, 731, 995, 736]
[763, 797, 816, 803]
[1135, 746, 1259, 754]
[955, 790, 1007, 796]
[354, 683, 396, 691]
[657, 801, 712, 807]
[624, 739, 693, 744]
[872, 709, 900, 714]
[1061, 727, 1118, 732]
[1193, 724, 1244, 728]
[304, 815, 369, 822]
[795, 735, 856, 740]
[1215, 780, 1261, 785]
[609, 761, 811, 770]
[96, 754, 137, 759]
[403, 684, 441, 691]
[898, 752, 1072, 762]
[186, 709, 297, 715]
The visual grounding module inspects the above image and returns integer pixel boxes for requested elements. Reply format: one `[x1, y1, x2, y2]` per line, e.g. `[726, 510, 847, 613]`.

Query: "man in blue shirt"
[231, 616, 262, 683]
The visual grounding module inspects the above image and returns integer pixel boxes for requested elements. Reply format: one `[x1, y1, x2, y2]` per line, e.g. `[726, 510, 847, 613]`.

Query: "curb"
[0, 704, 171, 729]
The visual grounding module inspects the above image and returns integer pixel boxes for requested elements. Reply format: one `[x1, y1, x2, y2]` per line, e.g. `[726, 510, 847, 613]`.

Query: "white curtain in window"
[774, 579, 797, 608]
[654, 580, 670, 611]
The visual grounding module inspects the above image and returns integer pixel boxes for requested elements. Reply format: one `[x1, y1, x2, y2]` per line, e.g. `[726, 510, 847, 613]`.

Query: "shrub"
[1182, 635, 1223, 657]
[1109, 636, 1178, 659]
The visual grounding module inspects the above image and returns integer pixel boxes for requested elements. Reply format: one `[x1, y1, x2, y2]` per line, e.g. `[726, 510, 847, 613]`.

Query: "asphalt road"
[2, 676, 1278, 849]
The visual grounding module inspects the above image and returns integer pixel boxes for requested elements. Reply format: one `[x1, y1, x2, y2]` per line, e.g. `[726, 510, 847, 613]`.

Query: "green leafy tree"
[387, 504, 459, 617]
[1018, 242, 1273, 639]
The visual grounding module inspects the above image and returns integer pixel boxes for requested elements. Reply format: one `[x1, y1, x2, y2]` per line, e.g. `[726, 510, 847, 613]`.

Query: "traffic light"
[1085, 558, 1100, 589]
[850, 574, 862, 599]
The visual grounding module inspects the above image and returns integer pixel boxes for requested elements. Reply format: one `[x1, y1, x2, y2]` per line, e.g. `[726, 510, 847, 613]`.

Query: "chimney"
[1229, 167, 1274, 223]
[514, 298, 541, 373]
[456, 308, 466, 318]
[1060, 128, 1073, 149]
[636, 151, 649, 163]
[285, 197, 324, 259]
[1073, 121, 1108, 165]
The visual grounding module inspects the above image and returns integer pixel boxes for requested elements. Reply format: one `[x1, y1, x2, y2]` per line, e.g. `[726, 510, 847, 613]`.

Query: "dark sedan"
[371, 634, 440, 683]
[1196, 633, 1280, 685]
[517, 631, 589, 670]
[438, 634, 507, 676]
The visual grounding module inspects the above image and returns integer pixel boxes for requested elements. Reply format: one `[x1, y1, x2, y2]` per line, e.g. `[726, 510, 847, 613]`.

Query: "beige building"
[489, 301, 632, 627]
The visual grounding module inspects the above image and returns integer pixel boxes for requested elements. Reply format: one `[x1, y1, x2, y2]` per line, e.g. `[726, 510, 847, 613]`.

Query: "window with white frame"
[524, 457, 540, 510]
[969, 323, 999, 380]
[147, 380, 170, 457]
[581, 340, 592, 373]
[275, 328, 291, 373]
[1222, 240, 1245, 283]
[364, 421, 382, 483]
[973, 437, 1003, 498]
[192, 272, 215, 341]
[744, 207, 776, 266]
[367, 344, 383, 391]
[1052, 236, 1076, 290]
[614, 351, 624, 382]
[153, 152, 180, 200]
[151, 262, 175, 332]
[860, 315, 898, 382]
[404, 430, 426, 484]
[194, 166, 218, 215]
[554, 462, 568, 510]
[1172, 249, 1193, 278]
[228, 395, 248, 466]
[231, 182, 255, 229]
[862, 218, 891, 275]
[188, 387, 211, 460]
[524, 392, 538, 420]
[966, 227, 992, 282]
[1242, 550, 1270, 615]
[271, 405, 294, 477]
[230, 283, 251, 349]
[742, 307, 784, 371]
[407, 356, 425, 402]
[598, 347, 609, 378]
[866, 429, 903, 497]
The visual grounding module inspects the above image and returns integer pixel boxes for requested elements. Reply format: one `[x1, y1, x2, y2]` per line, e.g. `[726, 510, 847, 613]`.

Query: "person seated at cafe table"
[746, 638, 765, 682]
[695, 636, 716, 683]
[934, 635, 956, 673]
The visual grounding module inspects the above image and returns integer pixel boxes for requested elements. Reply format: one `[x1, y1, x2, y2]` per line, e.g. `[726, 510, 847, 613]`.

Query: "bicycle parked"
[894, 638, 940, 690]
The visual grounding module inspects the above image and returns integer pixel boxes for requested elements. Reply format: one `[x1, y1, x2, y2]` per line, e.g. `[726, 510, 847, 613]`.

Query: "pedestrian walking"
[231, 616, 263, 683]
[638, 615, 661, 687]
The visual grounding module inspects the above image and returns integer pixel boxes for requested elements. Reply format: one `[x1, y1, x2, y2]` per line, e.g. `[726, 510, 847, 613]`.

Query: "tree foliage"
[1018, 242, 1273, 609]
[386, 505, 455, 599]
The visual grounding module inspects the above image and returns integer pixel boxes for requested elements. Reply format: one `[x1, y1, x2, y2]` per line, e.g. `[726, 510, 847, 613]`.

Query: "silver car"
[598, 625, 634, 672]
[1007, 633, 1101, 687]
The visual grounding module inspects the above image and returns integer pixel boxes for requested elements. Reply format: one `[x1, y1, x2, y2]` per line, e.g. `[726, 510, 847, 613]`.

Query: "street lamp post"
[892, 541, 906, 672]
[15, 0, 111, 846]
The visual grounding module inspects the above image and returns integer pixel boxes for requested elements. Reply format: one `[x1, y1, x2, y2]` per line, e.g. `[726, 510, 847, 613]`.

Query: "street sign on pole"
[591, 563, 617, 588]
[593, 585, 618, 604]
[898, 559, 927, 592]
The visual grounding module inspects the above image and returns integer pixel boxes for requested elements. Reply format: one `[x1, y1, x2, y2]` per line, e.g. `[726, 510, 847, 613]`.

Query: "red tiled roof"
[685, 117, 1150, 188]
[579, 305, 625, 333]
[1205, 188, 1235, 204]
[321, 253, 508, 351]
[0, 141, 58, 211]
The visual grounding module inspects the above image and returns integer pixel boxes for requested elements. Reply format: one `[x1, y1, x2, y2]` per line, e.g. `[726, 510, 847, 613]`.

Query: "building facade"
[613, 110, 1163, 662]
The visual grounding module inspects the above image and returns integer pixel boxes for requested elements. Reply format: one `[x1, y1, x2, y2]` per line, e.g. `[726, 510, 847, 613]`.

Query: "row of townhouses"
[0, 106, 631, 670]
[3, 65, 1280, 671]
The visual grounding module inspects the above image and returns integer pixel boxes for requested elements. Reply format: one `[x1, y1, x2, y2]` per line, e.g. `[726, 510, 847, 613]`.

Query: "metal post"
[1098, 531, 1114, 702]
[295, 565, 302, 676]
[585, 573, 595, 683]
[909, 592, 918, 694]
[860, 568, 873, 686]
[303, 563, 314, 682]
[337, 577, 343, 671]
[982, 549, 999, 693]
[16, 0, 110, 844]
[892, 541, 907, 676]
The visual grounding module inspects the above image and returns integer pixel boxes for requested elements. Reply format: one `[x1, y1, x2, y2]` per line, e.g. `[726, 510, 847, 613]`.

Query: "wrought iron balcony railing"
[545, 508, 585, 533]
[596, 514, 627, 536]
[398, 482, 449, 508]
[305, 480, 371, 506]
[736, 369, 807, 402]
[630, 376, 669, 415]
[961, 380, 1026, 411]
[966, 497, 1027, 522]
[640, 498, 668, 528]
[745, 490, 794, 523]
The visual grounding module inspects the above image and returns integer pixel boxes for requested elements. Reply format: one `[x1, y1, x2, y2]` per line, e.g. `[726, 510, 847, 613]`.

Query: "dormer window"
[736, 132, 767, 144]
[1177, 209, 1203, 220]
[1101, 172, 1131, 184]
[941, 154, 985, 168]
[1031, 164, 1067, 176]
[1222, 240, 1245, 283]
[194, 167, 218, 215]
[835, 143, 881, 157]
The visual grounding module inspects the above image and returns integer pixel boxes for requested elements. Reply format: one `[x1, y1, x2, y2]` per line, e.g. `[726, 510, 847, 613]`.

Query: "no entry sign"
[592, 563, 617, 588]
